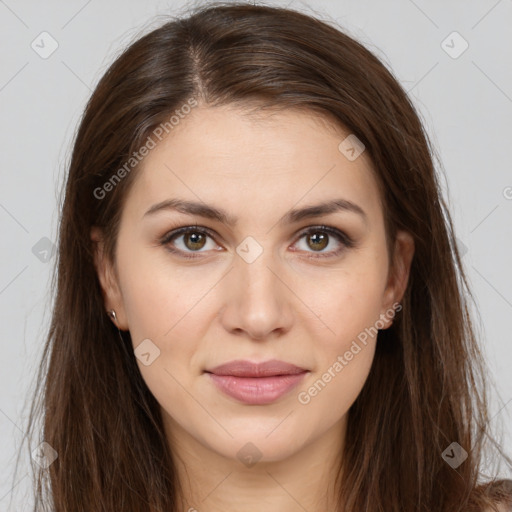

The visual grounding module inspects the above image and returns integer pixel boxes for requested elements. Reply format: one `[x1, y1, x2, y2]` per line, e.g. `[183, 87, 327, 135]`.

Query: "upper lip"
[205, 359, 308, 377]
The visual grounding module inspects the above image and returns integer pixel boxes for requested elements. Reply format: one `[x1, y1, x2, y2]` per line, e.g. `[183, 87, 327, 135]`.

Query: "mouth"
[204, 359, 309, 405]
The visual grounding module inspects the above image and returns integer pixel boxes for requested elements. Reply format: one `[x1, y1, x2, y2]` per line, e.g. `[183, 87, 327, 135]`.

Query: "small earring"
[107, 309, 126, 345]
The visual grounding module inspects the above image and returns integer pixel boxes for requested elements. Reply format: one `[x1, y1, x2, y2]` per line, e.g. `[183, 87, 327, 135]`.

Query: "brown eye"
[183, 232, 207, 251]
[306, 232, 329, 251]
[293, 226, 354, 259]
[161, 226, 219, 258]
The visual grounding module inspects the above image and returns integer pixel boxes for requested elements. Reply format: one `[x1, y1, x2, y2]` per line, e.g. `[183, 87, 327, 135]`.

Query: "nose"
[219, 249, 295, 342]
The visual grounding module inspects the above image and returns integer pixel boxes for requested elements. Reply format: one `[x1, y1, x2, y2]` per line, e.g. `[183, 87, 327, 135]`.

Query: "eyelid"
[295, 225, 354, 248]
[159, 224, 219, 245]
[159, 224, 354, 259]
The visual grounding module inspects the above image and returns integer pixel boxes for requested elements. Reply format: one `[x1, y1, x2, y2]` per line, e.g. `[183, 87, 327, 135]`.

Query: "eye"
[292, 225, 354, 259]
[160, 224, 354, 260]
[160, 225, 219, 258]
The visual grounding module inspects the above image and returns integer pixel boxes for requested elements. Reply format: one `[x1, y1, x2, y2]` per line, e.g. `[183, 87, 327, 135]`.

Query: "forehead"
[126, 105, 383, 226]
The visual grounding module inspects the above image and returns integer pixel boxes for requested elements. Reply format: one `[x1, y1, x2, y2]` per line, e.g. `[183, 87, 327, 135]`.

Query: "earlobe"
[90, 226, 129, 330]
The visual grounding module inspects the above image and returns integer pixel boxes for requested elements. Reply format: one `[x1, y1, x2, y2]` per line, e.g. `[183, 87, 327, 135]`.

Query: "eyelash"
[159, 224, 355, 260]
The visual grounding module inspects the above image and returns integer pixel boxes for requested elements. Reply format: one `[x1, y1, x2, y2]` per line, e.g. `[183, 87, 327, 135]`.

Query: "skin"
[92, 104, 415, 511]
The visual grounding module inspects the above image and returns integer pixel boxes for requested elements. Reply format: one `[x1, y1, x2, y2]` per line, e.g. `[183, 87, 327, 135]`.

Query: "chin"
[205, 423, 311, 464]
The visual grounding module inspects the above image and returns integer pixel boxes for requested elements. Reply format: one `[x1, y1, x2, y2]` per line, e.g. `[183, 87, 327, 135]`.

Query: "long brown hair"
[13, 2, 511, 511]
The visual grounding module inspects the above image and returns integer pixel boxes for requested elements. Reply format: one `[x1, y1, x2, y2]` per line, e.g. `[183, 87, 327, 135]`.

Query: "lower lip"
[207, 372, 307, 405]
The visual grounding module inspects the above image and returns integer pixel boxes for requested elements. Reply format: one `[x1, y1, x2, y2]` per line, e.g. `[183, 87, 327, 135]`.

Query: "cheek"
[297, 249, 388, 419]
[115, 244, 227, 408]
[302, 275, 380, 396]
[293, 257, 387, 410]
[116, 247, 210, 421]
[115, 238, 213, 343]
[296, 339, 376, 437]
[298, 263, 388, 351]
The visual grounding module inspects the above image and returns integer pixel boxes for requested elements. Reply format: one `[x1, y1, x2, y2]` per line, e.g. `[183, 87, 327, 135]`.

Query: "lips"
[205, 359, 308, 405]
[207, 359, 307, 377]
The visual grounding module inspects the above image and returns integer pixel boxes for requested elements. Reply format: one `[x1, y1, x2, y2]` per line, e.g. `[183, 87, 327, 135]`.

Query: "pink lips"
[205, 359, 308, 405]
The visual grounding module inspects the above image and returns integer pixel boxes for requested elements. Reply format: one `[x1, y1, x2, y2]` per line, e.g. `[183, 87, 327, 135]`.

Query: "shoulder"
[484, 504, 512, 512]
[482, 479, 512, 512]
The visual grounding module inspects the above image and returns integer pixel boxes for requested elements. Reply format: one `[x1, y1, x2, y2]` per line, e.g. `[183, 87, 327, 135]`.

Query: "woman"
[17, 2, 512, 511]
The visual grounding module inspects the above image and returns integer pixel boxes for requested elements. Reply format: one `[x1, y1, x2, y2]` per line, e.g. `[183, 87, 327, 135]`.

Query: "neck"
[163, 414, 346, 512]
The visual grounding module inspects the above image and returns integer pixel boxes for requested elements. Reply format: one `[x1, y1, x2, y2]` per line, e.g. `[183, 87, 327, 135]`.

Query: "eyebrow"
[143, 197, 368, 226]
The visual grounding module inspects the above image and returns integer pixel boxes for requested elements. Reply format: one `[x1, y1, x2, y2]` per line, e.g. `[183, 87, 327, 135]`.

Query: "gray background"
[1, 0, 511, 508]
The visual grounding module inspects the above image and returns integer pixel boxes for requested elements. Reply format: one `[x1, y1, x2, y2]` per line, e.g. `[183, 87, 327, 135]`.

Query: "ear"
[379, 230, 415, 329]
[90, 226, 129, 330]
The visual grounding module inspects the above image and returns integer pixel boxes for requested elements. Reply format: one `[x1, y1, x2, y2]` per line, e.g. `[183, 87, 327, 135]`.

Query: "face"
[93, 104, 414, 464]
